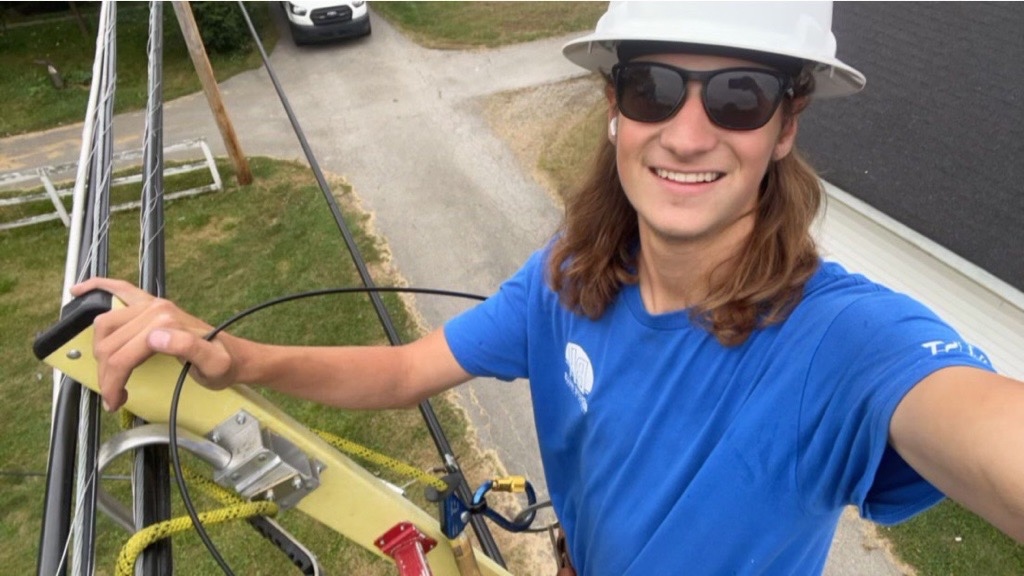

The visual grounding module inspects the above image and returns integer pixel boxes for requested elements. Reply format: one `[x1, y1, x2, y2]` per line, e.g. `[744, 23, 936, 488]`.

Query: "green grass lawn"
[884, 500, 1024, 575]
[372, 1, 605, 49]
[0, 2, 277, 137]
[0, 3, 601, 573]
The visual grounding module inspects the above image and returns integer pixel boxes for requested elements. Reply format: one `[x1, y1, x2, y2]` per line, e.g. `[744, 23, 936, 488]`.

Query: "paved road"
[0, 8, 911, 575]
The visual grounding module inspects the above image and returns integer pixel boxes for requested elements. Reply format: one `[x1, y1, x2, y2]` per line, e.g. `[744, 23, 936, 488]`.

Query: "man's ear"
[773, 113, 799, 161]
[606, 84, 619, 143]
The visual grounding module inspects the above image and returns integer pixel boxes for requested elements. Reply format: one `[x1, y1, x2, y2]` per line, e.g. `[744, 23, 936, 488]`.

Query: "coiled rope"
[115, 467, 278, 576]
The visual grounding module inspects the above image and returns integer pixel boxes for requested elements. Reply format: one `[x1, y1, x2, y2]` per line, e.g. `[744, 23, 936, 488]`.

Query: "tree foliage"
[190, 1, 267, 55]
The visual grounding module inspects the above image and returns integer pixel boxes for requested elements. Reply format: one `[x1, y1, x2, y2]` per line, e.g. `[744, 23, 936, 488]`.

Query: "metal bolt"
[67, 349, 82, 360]
[265, 489, 275, 502]
[235, 413, 247, 425]
[257, 453, 268, 462]
[210, 432, 221, 443]
[230, 472, 240, 480]
[291, 477, 303, 490]
[460, 511, 470, 524]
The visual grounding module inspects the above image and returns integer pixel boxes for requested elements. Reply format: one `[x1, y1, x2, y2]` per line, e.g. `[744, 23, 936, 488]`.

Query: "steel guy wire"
[133, 4, 173, 575]
[139, 0, 166, 289]
[44, 3, 114, 570]
[70, 4, 117, 575]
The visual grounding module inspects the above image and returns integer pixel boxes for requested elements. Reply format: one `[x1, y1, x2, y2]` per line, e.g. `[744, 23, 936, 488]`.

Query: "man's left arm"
[890, 366, 1024, 542]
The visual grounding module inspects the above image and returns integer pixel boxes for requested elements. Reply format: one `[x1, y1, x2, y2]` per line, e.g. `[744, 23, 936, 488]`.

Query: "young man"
[76, 2, 1024, 574]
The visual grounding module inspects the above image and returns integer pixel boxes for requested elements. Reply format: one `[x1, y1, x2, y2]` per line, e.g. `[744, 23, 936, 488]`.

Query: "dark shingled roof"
[797, 2, 1024, 291]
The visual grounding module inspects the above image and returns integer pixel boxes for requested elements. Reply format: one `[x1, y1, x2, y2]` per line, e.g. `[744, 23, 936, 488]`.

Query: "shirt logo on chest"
[564, 342, 594, 413]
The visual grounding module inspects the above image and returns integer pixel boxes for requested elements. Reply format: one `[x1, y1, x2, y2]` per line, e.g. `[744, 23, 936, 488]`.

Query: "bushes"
[189, 1, 267, 54]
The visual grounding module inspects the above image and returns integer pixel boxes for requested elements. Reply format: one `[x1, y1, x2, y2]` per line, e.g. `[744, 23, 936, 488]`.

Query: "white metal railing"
[0, 138, 221, 231]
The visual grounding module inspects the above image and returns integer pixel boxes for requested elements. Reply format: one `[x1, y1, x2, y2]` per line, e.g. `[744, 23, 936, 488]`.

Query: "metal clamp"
[207, 409, 323, 510]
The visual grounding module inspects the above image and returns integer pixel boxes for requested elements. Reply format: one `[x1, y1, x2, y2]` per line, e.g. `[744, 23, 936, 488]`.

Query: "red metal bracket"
[375, 521, 438, 576]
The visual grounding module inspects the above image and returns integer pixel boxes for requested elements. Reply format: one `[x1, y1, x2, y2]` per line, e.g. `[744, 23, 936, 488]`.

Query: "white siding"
[816, 181, 1024, 381]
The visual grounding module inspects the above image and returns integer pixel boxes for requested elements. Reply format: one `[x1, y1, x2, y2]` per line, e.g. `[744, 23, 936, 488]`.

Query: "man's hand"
[71, 278, 240, 412]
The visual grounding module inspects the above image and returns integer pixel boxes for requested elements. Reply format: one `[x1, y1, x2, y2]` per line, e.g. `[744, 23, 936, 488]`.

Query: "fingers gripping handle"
[33, 289, 116, 361]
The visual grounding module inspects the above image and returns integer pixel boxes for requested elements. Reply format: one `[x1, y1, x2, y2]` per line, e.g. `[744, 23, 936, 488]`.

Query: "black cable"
[236, 1, 506, 565]
[168, 286, 486, 575]
[137, 4, 173, 574]
[512, 500, 556, 534]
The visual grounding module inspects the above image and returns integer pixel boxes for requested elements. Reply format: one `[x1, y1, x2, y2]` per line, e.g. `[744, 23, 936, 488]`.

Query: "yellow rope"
[118, 400, 447, 492]
[114, 466, 279, 576]
[115, 500, 278, 576]
[180, 465, 243, 506]
[313, 428, 448, 492]
[118, 408, 135, 430]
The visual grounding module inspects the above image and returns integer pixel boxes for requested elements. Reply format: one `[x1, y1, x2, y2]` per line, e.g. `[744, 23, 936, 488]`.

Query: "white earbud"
[609, 116, 618, 138]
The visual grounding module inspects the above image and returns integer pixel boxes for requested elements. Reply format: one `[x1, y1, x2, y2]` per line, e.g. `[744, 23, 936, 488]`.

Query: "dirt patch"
[480, 75, 605, 204]
[337, 167, 557, 573]
[858, 513, 918, 575]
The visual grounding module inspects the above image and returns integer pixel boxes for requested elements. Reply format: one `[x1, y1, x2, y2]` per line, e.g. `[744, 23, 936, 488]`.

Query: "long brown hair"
[547, 70, 820, 346]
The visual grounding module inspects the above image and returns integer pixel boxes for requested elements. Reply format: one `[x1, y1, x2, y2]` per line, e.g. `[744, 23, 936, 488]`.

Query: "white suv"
[281, 1, 371, 45]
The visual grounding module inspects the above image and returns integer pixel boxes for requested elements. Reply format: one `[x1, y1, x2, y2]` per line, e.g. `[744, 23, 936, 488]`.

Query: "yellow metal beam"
[40, 325, 511, 576]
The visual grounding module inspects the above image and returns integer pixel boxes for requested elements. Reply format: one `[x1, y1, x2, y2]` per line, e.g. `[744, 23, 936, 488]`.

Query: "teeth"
[655, 169, 720, 183]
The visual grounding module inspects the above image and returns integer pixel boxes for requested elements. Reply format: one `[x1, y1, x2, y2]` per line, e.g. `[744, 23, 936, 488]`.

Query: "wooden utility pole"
[171, 0, 252, 185]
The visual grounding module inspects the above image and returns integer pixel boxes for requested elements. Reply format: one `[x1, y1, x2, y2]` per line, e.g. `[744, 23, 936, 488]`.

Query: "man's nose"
[658, 82, 718, 156]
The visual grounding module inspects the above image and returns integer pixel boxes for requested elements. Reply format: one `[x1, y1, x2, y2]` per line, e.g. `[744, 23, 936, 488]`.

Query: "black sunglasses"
[612, 62, 794, 131]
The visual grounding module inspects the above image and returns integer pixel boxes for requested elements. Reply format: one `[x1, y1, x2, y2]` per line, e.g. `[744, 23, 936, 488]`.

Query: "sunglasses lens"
[704, 70, 785, 130]
[616, 64, 686, 123]
[616, 64, 788, 130]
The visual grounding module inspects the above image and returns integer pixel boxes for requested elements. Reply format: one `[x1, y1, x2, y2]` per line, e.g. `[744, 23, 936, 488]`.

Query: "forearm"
[937, 381, 1024, 542]
[225, 328, 469, 410]
[892, 367, 1024, 542]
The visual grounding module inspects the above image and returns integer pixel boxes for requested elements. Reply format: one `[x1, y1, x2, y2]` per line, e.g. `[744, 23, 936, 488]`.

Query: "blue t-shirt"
[445, 249, 994, 575]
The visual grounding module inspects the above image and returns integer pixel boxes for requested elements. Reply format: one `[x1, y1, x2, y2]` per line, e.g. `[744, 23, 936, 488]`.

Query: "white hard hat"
[563, 1, 865, 98]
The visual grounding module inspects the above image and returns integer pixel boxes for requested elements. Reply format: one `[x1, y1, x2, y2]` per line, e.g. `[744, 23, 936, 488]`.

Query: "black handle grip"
[32, 289, 113, 360]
